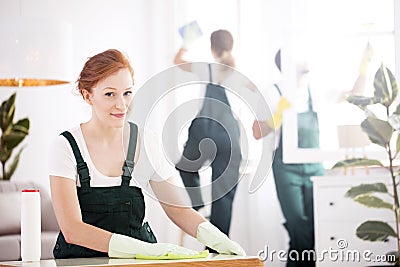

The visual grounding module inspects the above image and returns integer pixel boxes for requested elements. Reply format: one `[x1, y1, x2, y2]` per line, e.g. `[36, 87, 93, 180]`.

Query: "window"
[281, 0, 397, 165]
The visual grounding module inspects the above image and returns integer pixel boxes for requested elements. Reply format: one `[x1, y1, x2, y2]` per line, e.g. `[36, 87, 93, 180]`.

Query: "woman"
[49, 49, 245, 258]
[174, 30, 255, 239]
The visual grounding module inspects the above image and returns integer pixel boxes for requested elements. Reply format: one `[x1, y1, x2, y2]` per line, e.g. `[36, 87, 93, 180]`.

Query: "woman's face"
[86, 68, 134, 128]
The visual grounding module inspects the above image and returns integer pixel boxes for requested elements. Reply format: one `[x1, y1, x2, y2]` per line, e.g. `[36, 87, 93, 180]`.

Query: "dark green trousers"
[273, 139, 324, 267]
[176, 117, 241, 236]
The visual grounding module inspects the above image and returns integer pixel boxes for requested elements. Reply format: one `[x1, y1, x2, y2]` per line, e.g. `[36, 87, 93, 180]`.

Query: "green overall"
[272, 85, 324, 267]
[53, 122, 157, 259]
[176, 64, 241, 237]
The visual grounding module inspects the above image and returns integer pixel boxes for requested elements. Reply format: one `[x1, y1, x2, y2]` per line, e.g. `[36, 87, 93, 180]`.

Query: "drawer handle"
[329, 202, 335, 206]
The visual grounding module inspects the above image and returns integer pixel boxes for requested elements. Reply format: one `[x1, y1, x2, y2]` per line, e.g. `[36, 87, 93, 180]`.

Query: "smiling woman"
[47, 48, 245, 259]
[81, 68, 134, 129]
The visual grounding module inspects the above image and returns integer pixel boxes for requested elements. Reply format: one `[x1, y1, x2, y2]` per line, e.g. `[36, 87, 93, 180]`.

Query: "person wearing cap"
[252, 45, 373, 267]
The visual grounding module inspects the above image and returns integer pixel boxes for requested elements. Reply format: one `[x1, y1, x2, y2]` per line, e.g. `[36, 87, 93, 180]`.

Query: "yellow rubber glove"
[266, 97, 291, 129]
[359, 43, 374, 75]
[196, 221, 246, 256]
[108, 234, 201, 259]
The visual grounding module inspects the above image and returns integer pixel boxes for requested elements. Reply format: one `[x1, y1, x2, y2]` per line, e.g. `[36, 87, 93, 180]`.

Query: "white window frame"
[281, 0, 399, 164]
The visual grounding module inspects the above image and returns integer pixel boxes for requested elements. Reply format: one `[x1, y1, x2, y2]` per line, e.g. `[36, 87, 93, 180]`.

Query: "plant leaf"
[354, 194, 393, 209]
[3, 130, 28, 150]
[345, 183, 388, 198]
[332, 158, 383, 169]
[346, 95, 376, 110]
[0, 144, 11, 163]
[0, 92, 28, 181]
[389, 115, 400, 131]
[0, 93, 16, 132]
[364, 106, 378, 119]
[356, 220, 396, 241]
[386, 65, 398, 105]
[396, 133, 400, 156]
[12, 118, 30, 134]
[373, 64, 398, 107]
[361, 117, 393, 147]
[4, 148, 24, 180]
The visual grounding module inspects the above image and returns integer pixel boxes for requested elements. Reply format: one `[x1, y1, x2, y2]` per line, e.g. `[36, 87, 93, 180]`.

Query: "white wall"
[0, 0, 177, 188]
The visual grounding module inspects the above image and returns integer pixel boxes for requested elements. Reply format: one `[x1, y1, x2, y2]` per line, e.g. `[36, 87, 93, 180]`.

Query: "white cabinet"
[312, 174, 396, 267]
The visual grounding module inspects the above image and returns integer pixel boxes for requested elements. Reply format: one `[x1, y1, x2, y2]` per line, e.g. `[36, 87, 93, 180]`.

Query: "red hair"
[77, 49, 134, 96]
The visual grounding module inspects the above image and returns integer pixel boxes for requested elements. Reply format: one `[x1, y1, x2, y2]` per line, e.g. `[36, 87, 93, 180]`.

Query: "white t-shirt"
[48, 125, 172, 190]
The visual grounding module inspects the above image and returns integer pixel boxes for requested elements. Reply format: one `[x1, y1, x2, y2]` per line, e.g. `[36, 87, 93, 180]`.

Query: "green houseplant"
[332, 64, 400, 264]
[0, 92, 30, 180]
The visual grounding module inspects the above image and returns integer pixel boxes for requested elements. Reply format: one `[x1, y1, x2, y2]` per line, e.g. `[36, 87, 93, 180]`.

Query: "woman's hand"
[196, 221, 246, 256]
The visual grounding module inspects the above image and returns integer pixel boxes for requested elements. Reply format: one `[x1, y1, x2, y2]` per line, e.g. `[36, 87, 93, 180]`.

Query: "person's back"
[174, 30, 242, 239]
[252, 46, 372, 267]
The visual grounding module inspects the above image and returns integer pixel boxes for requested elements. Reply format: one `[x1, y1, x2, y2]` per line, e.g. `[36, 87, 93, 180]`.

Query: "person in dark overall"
[252, 47, 373, 267]
[252, 49, 323, 267]
[174, 30, 255, 239]
[48, 49, 245, 259]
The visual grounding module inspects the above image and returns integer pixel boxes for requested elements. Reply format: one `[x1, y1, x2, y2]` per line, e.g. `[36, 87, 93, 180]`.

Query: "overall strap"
[307, 87, 313, 111]
[274, 84, 282, 96]
[121, 122, 138, 186]
[61, 131, 91, 188]
[205, 64, 231, 107]
[208, 64, 213, 83]
[275, 84, 313, 111]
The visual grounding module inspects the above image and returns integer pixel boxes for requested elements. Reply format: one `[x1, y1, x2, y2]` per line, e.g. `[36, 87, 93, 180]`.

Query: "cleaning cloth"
[135, 249, 209, 260]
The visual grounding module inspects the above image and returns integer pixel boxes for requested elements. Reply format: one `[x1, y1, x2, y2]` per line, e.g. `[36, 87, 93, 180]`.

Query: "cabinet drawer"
[314, 186, 393, 222]
[315, 222, 396, 267]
